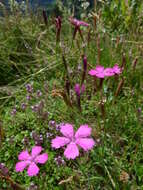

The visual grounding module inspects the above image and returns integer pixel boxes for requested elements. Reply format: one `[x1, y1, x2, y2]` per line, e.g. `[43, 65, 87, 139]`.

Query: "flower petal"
[88, 69, 96, 76]
[31, 146, 42, 157]
[35, 153, 48, 164]
[79, 21, 89, 27]
[60, 123, 74, 138]
[51, 136, 70, 149]
[95, 65, 105, 78]
[18, 150, 31, 161]
[15, 161, 30, 172]
[27, 162, 39, 176]
[95, 65, 104, 71]
[75, 125, 91, 138]
[113, 64, 122, 74]
[104, 68, 114, 77]
[64, 142, 79, 159]
[76, 138, 95, 151]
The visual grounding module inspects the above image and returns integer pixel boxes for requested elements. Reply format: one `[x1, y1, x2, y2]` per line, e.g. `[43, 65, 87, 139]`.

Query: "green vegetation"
[0, 1, 143, 189]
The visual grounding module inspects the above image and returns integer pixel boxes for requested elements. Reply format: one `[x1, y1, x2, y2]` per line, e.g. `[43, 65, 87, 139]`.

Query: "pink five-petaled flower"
[69, 17, 89, 27]
[15, 146, 48, 177]
[89, 65, 115, 78]
[51, 124, 95, 160]
[112, 64, 122, 75]
[69, 17, 89, 41]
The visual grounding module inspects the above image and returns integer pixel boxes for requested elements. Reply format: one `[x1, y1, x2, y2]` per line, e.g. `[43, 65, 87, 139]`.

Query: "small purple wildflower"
[137, 108, 142, 115]
[36, 90, 42, 97]
[21, 103, 27, 110]
[28, 183, 38, 190]
[0, 163, 9, 176]
[26, 95, 31, 101]
[31, 105, 39, 112]
[11, 107, 17, 116]
[25, 84, 33, 93]
[22, 137, 29, 146]
[55, 122, 65, 131]
[46, 132, 53, 139]
[49, 120, 56, 127]
[78, 64, 82, 71]
[54, 156, 65, 166]
[31, 132, 43, 145]
[36, 134, 43, 146]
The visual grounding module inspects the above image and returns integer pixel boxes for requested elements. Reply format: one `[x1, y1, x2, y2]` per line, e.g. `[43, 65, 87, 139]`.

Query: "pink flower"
[15, 146, 48, 176]
[69, 17, 89, 27]
[112, 64, 122, 75]
[51, 124, 95, 160]
[104, 68, 115, 77]
[69, 17, 89, 41]
[89, 65, 115, 78]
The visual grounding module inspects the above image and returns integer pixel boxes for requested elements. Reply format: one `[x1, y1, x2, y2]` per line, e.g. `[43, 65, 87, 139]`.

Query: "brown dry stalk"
[100, 101, 105, 118]
[132, 57, 138, 70]
[115, 78, 125, 97]
[51, 89, 72, 108]
[93, 15, 97, 31]
[59, 176, 73, 185]
[121, 54, 126, 69]
[97, 34, 101, 65]
[0, 172, 25, 190]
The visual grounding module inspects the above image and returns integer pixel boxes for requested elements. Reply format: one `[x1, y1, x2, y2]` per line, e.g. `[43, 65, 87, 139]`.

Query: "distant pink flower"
[104, 68, 115, 76]
[51, 124, 95, 160]
[69, 17, 89, 27]
[69, 17, 89, 41]
[15, 146, 48, 176]
[112, 64, 122, 75]
[89, 65, 114, 78]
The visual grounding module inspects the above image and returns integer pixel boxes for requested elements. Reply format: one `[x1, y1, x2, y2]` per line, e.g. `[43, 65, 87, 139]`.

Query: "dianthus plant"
[52, 123, 95, 159]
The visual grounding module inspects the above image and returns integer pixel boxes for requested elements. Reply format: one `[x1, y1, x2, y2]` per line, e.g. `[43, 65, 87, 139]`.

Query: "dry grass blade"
[58, 176, 73, 185]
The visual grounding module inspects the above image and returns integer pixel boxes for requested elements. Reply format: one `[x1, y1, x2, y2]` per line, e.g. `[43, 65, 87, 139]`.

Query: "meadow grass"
[0, 5, 143, 190]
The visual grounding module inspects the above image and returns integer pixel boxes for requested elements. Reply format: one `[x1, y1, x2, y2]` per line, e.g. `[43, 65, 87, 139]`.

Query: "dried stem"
[78, 28, 84, 42]
[42, 10, 48, 26]
[121, 53, 126, 69]
[115, 78, 125, 97]
[132, 57, 138, 70]
[97, 34, 101, 65]
[0, 172, 25, 190]
[62, 54, 71, 86]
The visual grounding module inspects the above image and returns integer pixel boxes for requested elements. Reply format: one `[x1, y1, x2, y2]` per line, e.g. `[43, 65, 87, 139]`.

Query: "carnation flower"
[69, 17, 89, 27]
[112, 64, 122, 74]
[51, 124, 95, 159]
[69, 17, 89, 40]
[89, 65, 114, 78]
[15, 146, 48, 176]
